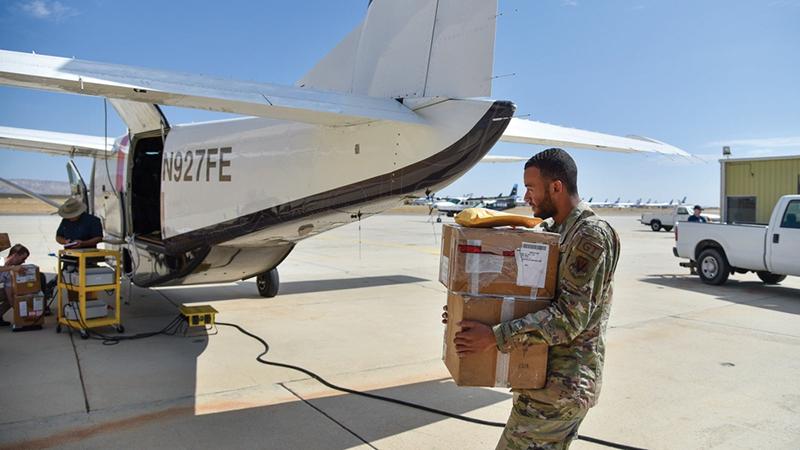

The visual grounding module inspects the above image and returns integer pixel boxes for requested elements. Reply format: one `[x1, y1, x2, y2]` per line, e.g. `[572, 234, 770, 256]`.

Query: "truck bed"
[676, 221, 768, 271]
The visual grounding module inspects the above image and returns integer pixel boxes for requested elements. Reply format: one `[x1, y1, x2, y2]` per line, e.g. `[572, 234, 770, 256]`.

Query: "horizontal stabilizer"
[0, 49, 422, 127]
[500, 118, 689, 156]
[0, 125, 112, 158]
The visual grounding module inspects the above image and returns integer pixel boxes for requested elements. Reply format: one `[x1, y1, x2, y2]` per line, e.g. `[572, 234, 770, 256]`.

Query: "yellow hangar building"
[720, 154, 800, 224]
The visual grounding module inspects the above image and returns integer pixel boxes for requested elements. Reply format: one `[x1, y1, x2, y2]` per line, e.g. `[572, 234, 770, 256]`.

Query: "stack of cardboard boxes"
[10, 265, 45, 330]
[439, 224, 560, 389]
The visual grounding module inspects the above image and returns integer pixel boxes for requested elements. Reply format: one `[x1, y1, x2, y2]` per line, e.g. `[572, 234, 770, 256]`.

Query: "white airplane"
[616, 198, 643, 208]
[0, 0, 687, 298]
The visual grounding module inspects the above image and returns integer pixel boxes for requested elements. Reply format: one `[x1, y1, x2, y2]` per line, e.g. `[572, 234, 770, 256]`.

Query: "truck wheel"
[663, 226, 673, 232]
[697, 248, 730, 285]
[651, 220, 662, 232]
[756, 271, 786, 285]
[256, 268, 280, 298]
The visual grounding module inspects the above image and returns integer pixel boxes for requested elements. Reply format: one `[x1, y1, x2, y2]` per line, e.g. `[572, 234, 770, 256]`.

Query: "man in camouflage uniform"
[451, 148, 620, 449]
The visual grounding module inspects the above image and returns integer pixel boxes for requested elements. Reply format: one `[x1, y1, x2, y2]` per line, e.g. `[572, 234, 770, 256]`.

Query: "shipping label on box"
[443, 292, 550, 389]
[440, 225, 560, 299]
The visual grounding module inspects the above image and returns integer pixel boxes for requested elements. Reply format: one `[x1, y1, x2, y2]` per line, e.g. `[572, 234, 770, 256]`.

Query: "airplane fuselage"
[87, 98, 514, 288]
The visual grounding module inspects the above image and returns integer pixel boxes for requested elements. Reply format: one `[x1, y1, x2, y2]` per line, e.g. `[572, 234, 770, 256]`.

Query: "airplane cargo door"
[66, 161, 89, 208]
[130, 136, 164, 239]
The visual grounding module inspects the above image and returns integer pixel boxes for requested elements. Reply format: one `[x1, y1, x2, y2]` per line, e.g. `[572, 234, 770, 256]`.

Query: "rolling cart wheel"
[80, 330, 89, 340]
[116, 325, 125, 333]
[56, 324, 62, 333]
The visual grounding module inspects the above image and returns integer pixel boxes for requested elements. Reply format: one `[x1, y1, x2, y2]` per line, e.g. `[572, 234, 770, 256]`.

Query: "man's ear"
[551, 180, 564, 195]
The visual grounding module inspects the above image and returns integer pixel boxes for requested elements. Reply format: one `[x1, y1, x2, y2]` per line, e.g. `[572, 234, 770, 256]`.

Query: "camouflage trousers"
[495, 393, 588, 450]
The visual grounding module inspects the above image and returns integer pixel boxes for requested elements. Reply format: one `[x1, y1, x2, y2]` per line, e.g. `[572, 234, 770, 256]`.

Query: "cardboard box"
[0, 233, 10, 252]
[12, 265, 41, 295]
[439, 224, 560, 299]
[13, 292, 45, 329]
[443, 292, 550, 389]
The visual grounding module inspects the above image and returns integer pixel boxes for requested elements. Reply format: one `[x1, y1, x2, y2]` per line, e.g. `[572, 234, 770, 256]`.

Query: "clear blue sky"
[1, 0, 799, 207]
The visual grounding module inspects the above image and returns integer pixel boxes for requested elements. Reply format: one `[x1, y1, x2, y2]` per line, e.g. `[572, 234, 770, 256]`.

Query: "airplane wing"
[0, 125, 112, 158]
[480, 155, 527, 163]
[0, 49, 422, 128]
[500, 118, 689, 157]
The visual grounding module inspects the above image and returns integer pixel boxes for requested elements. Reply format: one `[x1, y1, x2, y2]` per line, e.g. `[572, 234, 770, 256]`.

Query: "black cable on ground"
[216, 321, 647, 450]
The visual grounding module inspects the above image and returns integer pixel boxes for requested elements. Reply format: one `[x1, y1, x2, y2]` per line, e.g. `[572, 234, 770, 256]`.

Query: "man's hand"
[454, 320, 496, 357]
[65, 240, 81, 249]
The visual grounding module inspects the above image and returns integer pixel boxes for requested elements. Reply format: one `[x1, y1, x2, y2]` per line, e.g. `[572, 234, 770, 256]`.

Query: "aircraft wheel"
[257, 268, 280, 298]
[436, 217, 442, 223]
[698, 248, 729, 285]
[757, 271, 786, 285]
[116, 324, 125, 333]
[80, 330, 89, 340]
[650, 220, 662, 232]
[56, 324, 62, 333]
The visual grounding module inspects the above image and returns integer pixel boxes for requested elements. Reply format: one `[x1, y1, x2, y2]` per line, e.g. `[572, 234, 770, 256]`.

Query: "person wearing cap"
[56, 197, 104, 249]
[688, 205, 707, 223]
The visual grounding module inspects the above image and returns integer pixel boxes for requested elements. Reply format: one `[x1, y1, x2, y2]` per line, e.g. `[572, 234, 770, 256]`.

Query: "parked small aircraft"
[0, 0, 687, 297]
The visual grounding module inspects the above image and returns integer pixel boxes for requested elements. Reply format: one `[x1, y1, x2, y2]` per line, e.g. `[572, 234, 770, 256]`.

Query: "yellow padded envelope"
[455, 208, 543, 228]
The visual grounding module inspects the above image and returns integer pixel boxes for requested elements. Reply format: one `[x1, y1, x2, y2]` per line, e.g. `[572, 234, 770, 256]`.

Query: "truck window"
[780, 200, 800, 229]
[677, 207, 688, 215]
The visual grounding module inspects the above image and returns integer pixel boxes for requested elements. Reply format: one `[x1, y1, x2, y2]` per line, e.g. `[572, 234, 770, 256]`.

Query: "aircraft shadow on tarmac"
[640, 274, 800, 316]
[149, 275, 431, 303]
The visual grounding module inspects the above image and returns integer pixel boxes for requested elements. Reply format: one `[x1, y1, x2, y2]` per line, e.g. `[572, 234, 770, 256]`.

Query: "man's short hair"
[8, 244, 29, 257]
[524, 148, 579, 195]
[694, 205, 703, 211]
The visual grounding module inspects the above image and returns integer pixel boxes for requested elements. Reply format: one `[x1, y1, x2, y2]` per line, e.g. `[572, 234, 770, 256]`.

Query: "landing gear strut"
[256, 268, 280, 298]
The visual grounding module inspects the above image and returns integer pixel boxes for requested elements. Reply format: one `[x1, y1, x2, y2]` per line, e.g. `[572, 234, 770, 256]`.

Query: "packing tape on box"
[467, 239, 481, 295]
[494, 296, 516, 387]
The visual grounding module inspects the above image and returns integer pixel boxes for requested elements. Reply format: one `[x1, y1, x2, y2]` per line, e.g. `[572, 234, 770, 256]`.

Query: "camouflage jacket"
[492, 202, 620, 409]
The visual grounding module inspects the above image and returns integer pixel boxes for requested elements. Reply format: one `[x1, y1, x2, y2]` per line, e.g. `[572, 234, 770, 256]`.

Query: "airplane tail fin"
[509, 184, 518, 197]
[681, 196, 687, 204]
[299, 0, 497, 99]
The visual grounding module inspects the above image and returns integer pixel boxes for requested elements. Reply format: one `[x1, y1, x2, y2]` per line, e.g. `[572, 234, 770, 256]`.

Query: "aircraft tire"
[257, 269, 280, 298]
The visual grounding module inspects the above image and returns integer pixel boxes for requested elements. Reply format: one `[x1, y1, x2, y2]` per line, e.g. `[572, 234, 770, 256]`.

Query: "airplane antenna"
[491, 72, 516, 80]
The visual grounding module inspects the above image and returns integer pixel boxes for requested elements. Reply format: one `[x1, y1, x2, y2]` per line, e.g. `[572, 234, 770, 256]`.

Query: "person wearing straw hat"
[55, 198, 104, 249]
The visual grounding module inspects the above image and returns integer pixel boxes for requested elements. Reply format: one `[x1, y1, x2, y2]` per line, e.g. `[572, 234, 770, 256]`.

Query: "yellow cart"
[56, 248, 123, 338]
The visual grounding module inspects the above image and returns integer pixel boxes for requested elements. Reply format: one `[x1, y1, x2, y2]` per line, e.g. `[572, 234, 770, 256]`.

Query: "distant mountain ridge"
[0, 179, 70, 196]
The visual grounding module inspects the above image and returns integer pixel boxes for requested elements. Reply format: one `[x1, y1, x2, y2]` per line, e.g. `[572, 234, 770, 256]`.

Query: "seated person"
[688, 205, 708, 223]
[0, 244, 31, 326]
[56, 198, 104, 249]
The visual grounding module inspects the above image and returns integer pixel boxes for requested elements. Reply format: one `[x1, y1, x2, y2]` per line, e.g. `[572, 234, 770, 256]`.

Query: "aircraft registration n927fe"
[0, 0, 688, 297]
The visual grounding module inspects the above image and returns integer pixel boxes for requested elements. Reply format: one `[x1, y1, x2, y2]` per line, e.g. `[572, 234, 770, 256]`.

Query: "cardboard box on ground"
[13, 292, 45, 328]
[439, 224, 559, 389]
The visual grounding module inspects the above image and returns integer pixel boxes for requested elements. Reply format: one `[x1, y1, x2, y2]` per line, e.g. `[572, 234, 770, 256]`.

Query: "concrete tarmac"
[0, 213, 798, 449]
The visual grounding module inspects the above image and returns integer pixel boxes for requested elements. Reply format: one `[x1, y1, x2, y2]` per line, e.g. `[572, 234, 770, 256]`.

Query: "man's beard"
[534, 191, 558, 220]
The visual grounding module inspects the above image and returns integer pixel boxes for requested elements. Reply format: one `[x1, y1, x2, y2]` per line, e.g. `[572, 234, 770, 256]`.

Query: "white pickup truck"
[641, 206, 691, 232]
[674, 195, 800, 285]
[640, 206, 719, 232]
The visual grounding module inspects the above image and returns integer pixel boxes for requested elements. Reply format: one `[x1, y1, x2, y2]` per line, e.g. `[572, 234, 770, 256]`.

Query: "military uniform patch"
[569, 255, 591, 278]
[576, 238, 604, 260]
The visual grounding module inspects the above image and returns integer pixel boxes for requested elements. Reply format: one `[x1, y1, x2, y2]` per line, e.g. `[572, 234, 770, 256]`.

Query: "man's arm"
[493, 225, 607, 352]
[78, 236, 102, 248]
